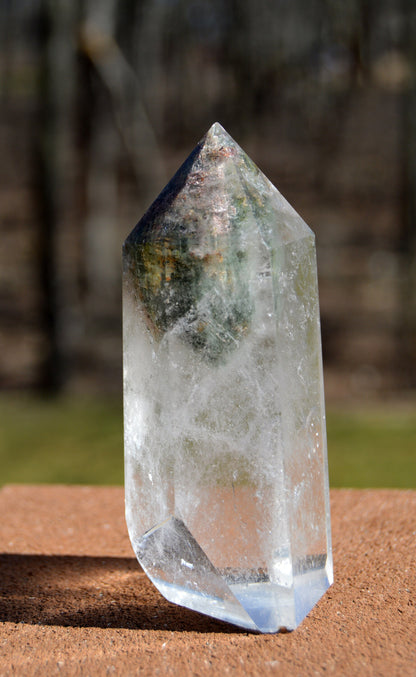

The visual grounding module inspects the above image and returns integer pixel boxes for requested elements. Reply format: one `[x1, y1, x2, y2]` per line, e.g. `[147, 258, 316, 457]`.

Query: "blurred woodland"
[0, 0, 415, 401]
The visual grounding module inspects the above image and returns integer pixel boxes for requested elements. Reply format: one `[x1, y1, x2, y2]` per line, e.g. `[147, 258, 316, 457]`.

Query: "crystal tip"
[204, 121, 229, 141]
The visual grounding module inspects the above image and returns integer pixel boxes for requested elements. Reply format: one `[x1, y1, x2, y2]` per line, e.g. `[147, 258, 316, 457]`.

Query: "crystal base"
[134, 515, 331, 632]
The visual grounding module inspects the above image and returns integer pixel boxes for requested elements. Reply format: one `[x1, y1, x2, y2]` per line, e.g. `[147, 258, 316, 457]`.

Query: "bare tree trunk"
[78, 0, 119, 314]
[78, 3, 165, 203]
[399, 0, 416, 387]
[34, 0, 78, 393]
[0, 0, 14, 100]
[314, 0, 373, 192]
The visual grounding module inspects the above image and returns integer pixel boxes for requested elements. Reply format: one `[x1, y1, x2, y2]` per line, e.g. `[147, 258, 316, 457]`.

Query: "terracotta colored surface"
[0, 485, 415, 676]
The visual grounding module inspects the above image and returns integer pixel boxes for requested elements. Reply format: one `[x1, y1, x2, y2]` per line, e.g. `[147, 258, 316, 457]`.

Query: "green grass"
[0, 396, 415, 488]
[0, 396, 124, 485]
[327, 408, 416, 488]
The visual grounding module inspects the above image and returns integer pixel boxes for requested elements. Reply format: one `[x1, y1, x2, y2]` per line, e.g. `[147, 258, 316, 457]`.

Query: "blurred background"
[0, 0, 415, 487]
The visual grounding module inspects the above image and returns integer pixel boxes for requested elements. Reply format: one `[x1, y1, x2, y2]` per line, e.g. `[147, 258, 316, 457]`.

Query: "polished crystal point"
[123, 122, 333, 632]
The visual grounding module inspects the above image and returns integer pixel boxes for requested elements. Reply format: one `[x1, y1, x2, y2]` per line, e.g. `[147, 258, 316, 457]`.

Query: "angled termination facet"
[123, 122, 333, 632]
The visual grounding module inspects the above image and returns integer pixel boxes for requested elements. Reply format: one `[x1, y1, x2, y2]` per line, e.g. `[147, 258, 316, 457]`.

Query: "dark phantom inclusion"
[123, 127, 254, 361]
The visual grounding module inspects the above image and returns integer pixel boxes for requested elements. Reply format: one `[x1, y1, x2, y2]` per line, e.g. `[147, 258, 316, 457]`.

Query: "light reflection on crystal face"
[123, 122, 332, 632]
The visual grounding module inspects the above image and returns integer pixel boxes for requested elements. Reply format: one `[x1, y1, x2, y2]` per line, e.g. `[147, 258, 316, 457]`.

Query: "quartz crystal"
[123, 123, 333, 632]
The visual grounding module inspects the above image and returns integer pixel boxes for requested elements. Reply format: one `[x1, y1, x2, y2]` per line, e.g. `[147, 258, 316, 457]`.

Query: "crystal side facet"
[123, 122, 333, 632]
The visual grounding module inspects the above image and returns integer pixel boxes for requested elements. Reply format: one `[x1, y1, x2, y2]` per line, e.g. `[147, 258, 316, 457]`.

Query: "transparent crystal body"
[123, 123, 333, 632]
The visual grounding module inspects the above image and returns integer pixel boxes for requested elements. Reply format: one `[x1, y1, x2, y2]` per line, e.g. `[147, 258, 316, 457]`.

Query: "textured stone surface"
[0, 485, 415, 675]
[123, 123, 332, 631]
